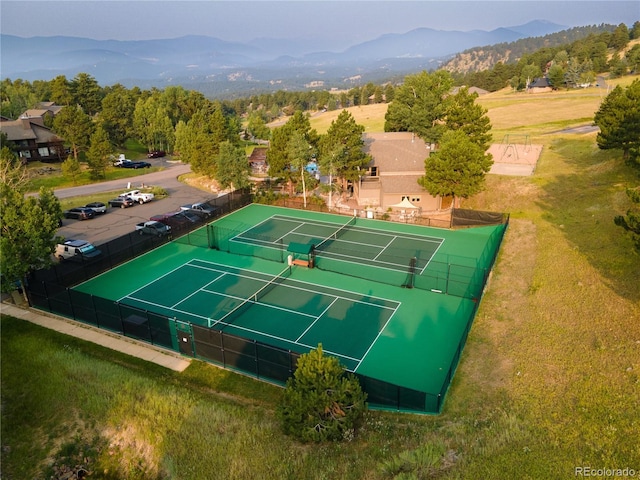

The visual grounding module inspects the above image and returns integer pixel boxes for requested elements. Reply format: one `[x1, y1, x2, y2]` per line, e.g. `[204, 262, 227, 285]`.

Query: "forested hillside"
[446, 22, 640, 91]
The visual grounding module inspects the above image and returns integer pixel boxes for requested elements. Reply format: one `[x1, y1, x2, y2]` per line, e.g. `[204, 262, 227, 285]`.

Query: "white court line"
[295, 297, 339, 343]
[171, 271, 227, 309]
[352, 303, 401, 373]
[372, 235, 398, 262]
[189, 258, 400, 309]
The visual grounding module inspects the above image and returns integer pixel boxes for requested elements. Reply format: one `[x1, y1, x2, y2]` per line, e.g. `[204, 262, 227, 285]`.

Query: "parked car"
[112, 154, 131, 167]
[55, 239, 102, 262]
[84, 202, 107, 214]
[177, 210, 203, 224]
[147, 150, 166, 158]
[119, 190, 154, 204]
[63, 207, 96, 220]
[150, 212, 193, 229]
[135, 221, 172, 237]
[180, 202, 218, 218]
[108, 197, 135, 208]
[120, 160, 151, 169]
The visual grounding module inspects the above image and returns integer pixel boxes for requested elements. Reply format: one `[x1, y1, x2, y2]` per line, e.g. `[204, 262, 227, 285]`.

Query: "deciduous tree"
[384, 70, 453, 144]
[1, 161, 62, 299]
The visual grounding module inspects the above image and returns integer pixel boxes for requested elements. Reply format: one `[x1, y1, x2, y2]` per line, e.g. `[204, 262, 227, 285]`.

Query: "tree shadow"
[535, 137, 640, 302]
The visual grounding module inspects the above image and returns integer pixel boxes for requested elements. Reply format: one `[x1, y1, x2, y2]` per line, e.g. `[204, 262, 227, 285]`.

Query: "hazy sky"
[2, 1, 638, 50]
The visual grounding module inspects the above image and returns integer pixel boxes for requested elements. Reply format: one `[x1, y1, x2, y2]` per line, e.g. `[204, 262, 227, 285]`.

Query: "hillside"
[443, 24, 618, 73]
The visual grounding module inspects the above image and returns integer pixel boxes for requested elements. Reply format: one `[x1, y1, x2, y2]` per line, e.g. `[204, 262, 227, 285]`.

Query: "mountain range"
[1, 20, 566, 97]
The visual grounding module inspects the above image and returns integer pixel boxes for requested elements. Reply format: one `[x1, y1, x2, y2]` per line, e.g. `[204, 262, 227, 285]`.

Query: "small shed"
[287, 242, 314, 267]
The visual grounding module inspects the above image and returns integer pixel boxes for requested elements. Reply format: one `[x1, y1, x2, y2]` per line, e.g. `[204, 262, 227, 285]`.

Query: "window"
[19, 150, 31, 158]
[38, 147, 50, 157]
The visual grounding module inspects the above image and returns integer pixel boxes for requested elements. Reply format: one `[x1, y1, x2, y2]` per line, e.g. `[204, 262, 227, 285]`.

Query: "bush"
[278, 344, 367, 442]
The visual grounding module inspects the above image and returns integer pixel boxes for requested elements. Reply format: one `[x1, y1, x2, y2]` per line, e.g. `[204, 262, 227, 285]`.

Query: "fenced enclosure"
[25, 199, 508, 414]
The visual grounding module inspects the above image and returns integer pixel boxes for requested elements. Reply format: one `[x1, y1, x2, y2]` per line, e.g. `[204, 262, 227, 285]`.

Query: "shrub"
[278, 344, 367, 442]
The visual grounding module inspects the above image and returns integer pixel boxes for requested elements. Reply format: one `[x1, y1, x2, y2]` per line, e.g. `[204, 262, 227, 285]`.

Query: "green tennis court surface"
[75, 204, 506, 412]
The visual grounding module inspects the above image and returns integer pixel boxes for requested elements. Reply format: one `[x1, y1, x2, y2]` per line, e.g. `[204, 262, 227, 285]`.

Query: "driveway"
[57, 161, 216, 245]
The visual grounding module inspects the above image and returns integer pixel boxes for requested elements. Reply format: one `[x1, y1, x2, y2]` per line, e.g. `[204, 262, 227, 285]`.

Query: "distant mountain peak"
[0, 20, 572, 95]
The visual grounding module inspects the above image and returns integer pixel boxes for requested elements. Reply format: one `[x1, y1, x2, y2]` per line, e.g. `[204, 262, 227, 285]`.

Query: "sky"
[1, 1, 639, 50]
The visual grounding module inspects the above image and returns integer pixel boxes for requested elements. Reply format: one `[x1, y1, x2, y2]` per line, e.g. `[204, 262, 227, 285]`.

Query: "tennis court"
[230, 214, 443, 276]
[71, 204, 507, 413]
[117, 258, 399, 371]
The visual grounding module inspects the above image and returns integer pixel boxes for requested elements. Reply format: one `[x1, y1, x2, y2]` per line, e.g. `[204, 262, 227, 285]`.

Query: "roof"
[0, 118, 61, 143]
[379, 175, 424, 194]
[529, 77, 551, 88]
[363, 132, 431, 173]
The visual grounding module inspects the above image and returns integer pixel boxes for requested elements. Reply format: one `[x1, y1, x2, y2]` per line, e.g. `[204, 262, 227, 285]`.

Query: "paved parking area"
[57, 162, 215, 245]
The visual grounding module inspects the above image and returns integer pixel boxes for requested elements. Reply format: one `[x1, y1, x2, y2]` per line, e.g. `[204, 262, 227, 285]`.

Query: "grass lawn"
[2, 77, 640, 479]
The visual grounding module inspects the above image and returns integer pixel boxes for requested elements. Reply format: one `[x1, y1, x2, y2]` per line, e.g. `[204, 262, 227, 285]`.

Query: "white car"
[119, 190, 154, 204]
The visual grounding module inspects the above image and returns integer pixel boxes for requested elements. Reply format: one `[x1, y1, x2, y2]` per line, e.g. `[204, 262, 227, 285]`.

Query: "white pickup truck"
[119, 189, 154, 204]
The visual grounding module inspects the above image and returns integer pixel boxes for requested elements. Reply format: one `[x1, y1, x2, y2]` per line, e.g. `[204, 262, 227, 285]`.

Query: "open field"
[2, 76, 640, 479]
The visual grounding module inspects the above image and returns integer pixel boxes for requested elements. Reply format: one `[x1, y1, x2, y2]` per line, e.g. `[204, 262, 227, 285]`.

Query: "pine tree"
[594, 80, 640, 162]
[419, 130, 493, 207]
[278, 345, 367, 442]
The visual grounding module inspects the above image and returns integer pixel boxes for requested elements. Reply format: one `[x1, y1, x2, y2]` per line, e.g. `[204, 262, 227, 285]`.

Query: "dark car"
[108, 197, 135, 208]
[147, 150, 166, 158]
[120, 161, 151, 169]
[63, 207, 96, 220]
[150, 212, 193, 229]
[176, 211, 203, 224]
[84, 202, 107, 214]
[180, 202, 218, 218]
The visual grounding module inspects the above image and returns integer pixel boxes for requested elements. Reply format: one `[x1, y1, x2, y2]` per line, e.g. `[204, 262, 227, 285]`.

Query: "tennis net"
[314, 215, 357, 252]
[210, 265, 292, 329]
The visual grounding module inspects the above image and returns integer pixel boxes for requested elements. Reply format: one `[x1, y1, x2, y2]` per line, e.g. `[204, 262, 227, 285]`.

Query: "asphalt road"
[57, 160, 216, 246]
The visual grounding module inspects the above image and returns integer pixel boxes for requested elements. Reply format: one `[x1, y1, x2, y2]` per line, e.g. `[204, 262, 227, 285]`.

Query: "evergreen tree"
[53, 105, 94, 161]
[318, 110, 371, 195]
[86, 126, 112, 179]
[49, 75, 73, 106]
[99, 84, 136, 147]
[61, 155, 82, 185]
[419, 130, 493, 207]
[278, 345, 367, 442]
[594, 80, 640, 162]
[71, 73, 103, 116]
[614, 187, 640, 250]
[215, 141, 250, 191]
[444, 87, 492, 151]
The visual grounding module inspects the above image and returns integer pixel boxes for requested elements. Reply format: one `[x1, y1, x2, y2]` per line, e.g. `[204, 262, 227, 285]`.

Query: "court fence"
[210, 213, 509, 301]
[26, 278, 448, 414]
[28, 189, 252, 289]
[22, 195, 507, 414]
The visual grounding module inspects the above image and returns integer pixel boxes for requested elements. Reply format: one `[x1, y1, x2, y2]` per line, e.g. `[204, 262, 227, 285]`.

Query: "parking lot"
[57, 162, 216, 246]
